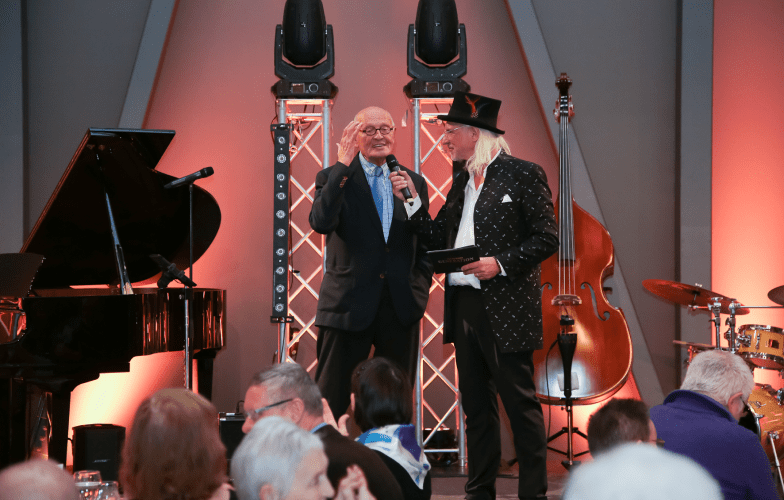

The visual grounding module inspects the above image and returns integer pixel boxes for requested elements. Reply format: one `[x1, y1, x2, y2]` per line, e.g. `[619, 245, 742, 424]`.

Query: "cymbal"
[642, 279, 749, 315]
[672, 340, 716, 350]
[768, 285, 784, 306]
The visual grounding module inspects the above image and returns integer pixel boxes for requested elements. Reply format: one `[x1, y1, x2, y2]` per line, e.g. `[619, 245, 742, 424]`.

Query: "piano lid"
[21, 128, 221, 288]
[0, 253, 44, 297]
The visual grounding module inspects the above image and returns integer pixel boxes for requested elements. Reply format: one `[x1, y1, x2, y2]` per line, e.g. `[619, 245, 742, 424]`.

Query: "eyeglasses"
[443, 125, 467, 136]
[248, 398, 293, 420]
[361, 126, 394, 136]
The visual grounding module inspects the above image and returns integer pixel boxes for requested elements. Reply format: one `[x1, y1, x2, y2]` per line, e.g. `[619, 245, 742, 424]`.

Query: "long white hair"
[465, 128, 511, 176]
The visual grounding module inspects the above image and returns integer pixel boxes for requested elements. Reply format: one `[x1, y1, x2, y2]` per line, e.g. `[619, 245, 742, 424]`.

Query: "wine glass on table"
[73, 470, 102, 500]
[97, 480, 122, 500]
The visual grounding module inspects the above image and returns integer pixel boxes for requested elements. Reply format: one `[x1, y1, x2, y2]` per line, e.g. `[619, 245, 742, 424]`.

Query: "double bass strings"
[558, 101, 578, 304]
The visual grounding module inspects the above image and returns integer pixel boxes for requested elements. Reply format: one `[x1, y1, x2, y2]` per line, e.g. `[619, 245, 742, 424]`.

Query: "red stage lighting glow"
[713, 0, 784, 388]
[67, 352, 185, 466]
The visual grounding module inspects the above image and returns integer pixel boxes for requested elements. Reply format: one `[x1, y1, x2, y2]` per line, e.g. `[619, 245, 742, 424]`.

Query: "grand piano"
[0, 128, 226, 467]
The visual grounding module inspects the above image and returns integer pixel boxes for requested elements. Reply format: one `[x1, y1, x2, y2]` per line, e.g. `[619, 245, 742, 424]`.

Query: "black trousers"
[315, 281, 419, 418]
[452, 286, 548, 500]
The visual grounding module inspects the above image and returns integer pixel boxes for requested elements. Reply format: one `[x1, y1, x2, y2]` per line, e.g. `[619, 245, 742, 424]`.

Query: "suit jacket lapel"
[447, 171, 469, 248]
[475, 155, 504, 213]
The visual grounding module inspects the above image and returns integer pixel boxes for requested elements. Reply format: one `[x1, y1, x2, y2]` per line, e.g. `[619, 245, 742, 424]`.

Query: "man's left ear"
[728, 391, 746, 417]
[286, 397, 305, 422]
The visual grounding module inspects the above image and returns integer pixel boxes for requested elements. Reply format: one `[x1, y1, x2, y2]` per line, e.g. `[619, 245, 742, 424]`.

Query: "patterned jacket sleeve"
[406, 171, 467, 250]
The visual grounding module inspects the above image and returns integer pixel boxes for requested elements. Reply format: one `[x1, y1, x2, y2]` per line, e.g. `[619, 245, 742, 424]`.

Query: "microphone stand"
[157, 179, 200, 391]
[184, 182, 195, 391]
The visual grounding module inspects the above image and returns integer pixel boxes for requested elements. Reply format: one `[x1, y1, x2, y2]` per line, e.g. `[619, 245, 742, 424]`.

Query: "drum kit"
[644, 279, 784, 476]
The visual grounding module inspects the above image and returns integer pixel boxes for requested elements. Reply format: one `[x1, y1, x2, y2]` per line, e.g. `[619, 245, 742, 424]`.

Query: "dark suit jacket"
[314, 425, 404, 500]
[309, 155, 433, 330]
[411, 153, 558, 352]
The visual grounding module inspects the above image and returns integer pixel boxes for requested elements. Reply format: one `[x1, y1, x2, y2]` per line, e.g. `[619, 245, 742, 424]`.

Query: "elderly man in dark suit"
[241, 363, 404, 500]
[309, 106, 433, 418]
[392, 91, 558, 500]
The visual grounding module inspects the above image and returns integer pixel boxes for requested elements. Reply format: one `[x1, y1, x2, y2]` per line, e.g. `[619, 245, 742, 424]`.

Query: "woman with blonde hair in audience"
[120, 388, 231, 500]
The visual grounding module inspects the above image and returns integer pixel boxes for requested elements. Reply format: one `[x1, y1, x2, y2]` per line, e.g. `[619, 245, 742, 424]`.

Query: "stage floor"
[430, 449, 576, 500]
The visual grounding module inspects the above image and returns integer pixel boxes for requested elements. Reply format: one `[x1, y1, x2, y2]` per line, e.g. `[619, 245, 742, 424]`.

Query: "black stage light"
[405, 0, 469, 98]
[272, 0, 338, 99]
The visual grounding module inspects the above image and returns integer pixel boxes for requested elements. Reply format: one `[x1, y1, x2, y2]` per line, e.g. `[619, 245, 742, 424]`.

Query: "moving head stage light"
[405, 0, 469, 98]
[272, 0, 337, 99]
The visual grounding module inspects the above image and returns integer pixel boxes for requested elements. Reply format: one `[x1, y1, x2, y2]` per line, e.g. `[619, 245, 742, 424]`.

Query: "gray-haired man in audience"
[650, 349, 778, 500]
[241, 363, 403, 500]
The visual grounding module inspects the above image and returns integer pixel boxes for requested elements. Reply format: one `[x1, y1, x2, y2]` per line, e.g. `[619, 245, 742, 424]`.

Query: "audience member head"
[231, 416, 333, 500]
[120, 388, 227, 500]
[563, 443, 722, 500]
[0, 459, 79, 500]
[242, 362, 323, 433]
[681, 349, 754, 419]
[351, 357, 412, 432]
[587, 398, 656, 455]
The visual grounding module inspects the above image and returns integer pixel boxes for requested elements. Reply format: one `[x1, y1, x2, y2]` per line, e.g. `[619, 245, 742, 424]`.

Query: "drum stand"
[705, 298, 748, 351]
[766, 431, 784, 493]
[712, 300, 784, 489]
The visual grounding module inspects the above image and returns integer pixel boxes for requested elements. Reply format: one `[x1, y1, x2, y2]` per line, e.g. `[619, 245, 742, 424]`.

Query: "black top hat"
[437, 91, 505, 135]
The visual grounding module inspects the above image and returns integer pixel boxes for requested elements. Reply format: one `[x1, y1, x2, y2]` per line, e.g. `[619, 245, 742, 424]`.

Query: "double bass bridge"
[552, 294, 582, 306]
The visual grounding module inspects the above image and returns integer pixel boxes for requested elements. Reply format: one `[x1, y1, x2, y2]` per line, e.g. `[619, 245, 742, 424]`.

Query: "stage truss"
[273, 97, 465, 465]
[410, 97, 467, 466]
[274, 98, 332, 373]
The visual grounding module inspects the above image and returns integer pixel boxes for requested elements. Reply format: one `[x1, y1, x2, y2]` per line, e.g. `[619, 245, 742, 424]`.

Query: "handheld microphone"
[385, 155, 414, 205]
[164, 167, 214, 189]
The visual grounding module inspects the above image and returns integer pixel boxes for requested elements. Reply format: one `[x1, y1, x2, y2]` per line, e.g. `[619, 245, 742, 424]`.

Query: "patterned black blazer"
[309, 155, 433, 331]
[411, 152, 558, 352]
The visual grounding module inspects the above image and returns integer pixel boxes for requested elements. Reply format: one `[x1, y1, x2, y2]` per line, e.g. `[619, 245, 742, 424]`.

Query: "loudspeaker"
[219, 413, 245, 461]
[72, 424, 125, 481]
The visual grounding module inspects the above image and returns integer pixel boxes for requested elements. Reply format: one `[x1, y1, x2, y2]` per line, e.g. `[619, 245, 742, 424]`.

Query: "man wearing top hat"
[391, 91, 558, 500]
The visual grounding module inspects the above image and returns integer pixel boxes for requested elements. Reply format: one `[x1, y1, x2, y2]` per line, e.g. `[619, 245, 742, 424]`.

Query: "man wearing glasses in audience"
[309, 106, 433, 419]
[241, 363, 403, 500]
[650, 349, 778, 500]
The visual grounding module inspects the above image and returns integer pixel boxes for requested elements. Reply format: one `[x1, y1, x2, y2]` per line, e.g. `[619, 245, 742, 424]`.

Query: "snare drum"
[737, 325, 784, 370]
[738, 385, 784, 463]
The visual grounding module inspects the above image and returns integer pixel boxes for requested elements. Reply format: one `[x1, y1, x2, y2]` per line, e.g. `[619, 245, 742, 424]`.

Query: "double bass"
[535, 74, 633, 405]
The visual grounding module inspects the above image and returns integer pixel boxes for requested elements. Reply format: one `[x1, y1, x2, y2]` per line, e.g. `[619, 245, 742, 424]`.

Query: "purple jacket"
[650, 390, 778, 500]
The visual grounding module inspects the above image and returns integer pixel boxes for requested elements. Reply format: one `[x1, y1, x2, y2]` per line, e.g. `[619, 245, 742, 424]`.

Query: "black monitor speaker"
[72, 424, 125, 481]
[219, 413, 245, 463]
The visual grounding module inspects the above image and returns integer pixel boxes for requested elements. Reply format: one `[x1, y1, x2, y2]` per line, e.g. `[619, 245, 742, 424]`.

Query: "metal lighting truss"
[273, 99, 332, 372]
[410, 97, 466, 467]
